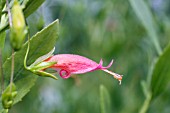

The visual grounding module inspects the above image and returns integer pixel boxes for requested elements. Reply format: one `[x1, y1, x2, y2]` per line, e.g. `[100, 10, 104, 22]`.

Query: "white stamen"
[103, 69, 123, 85]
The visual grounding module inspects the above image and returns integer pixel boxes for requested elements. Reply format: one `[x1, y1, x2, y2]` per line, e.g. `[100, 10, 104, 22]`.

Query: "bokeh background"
[6, 0, 170, 113]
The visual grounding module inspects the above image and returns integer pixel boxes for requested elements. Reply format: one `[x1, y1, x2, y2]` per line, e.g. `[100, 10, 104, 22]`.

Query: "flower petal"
[94, 59, 113, 70]
[43, 54, 123, 84]
[45, 54, 99, 74]
[59, 69, 71, 79]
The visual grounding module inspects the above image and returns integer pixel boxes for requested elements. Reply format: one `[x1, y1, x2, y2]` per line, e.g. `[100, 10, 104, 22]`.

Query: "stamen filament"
[103, 69, 123, 85]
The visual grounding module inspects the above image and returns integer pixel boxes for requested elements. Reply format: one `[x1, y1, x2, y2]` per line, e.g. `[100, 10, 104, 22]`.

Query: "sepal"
[25, 47, 58, 80]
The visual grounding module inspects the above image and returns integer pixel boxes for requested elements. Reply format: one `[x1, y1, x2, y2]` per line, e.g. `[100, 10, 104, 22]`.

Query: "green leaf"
[129, 0, 162, 55]
[1, 19, 59, 109]
[0, 0, 6, 17]
[23, 0, 45, 17]
[151, 43, 170, 99]
[0, 76, 37, 112]
[100, 85, 111, 113]
[0, 0, 45, 33]
[0, 31, 6, 49]
[14, 75, 37, 104]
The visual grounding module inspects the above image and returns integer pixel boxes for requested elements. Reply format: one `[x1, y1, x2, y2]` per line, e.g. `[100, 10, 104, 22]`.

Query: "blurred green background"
[6, 0, 170, 113]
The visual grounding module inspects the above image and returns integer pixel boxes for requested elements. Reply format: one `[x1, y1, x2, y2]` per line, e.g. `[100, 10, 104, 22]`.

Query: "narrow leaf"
[151, 43, 170, 99]
[129, 0, 162, 55]
[100, 85, 111, 113]
[23, 0, 45, 17]
[0, 31, 6, 49]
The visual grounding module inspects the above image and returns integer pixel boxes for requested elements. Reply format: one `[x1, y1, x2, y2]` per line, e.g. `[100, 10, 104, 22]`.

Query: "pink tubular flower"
[43, 54, 123, 84]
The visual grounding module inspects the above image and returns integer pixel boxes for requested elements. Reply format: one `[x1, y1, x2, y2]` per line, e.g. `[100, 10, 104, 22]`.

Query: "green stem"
[139, 92, 152, 113]
[10, 49, 14, 91]
[100, 89, 105, 113]
[24, 33, 30, 70]
[6, 0, 14, 92]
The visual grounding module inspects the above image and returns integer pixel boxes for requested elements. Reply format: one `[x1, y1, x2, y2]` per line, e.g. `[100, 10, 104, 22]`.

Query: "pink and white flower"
[43, 54, 123, 84]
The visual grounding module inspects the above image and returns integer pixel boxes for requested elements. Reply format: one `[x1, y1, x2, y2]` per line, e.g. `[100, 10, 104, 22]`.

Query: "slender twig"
[10, 49, 14, 91]
[6, 0, 14, 91]
[6, 0, 12, 27]
[0, 49, 4, 93]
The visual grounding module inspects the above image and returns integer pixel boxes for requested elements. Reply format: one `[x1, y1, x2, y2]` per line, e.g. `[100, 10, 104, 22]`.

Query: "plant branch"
[6, 0, 14, 92]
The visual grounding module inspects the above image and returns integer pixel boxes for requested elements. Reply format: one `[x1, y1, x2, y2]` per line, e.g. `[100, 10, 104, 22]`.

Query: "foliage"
[1, 19, 59, 112]
[1, 0, 170, 113]
[0, 0, 59, 112]
[151, 44, 170, 99]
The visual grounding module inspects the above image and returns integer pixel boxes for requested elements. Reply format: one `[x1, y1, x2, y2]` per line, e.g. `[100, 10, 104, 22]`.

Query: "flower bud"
[10, 0, 27, 51]
[2, 83, 17, 109]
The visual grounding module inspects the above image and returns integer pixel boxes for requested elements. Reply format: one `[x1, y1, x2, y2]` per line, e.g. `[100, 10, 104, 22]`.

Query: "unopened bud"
[2, 83, 17, 109]
[10, 0, 27, 51]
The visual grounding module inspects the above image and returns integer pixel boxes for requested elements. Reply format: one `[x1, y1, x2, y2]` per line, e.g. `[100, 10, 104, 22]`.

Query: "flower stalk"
[5, 0, 14, 93]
